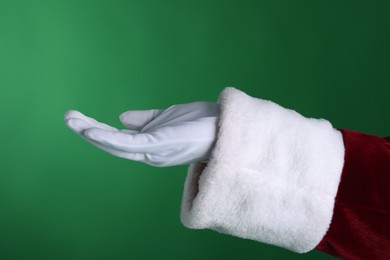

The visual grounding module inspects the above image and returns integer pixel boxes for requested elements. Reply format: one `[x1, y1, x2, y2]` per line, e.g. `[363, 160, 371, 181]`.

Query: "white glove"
[64, 102, 220, 167]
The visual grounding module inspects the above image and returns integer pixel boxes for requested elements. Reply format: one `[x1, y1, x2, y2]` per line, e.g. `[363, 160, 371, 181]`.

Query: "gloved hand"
[64, 102, 220, 167]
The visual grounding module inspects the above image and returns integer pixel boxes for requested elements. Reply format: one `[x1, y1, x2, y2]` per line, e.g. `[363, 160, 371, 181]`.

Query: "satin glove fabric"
[64, 101, 220, 167]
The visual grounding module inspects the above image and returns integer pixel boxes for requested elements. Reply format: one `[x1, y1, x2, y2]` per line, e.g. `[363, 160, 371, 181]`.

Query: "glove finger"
[66, 118, 138, 135]
[88, 140, 146, 162]
[65, 118, 90, 134]
[64, 110, 118, 131]
[119, 109, 162, 130]
[65, 118, 146, 162]
[84, 127, 157, 153]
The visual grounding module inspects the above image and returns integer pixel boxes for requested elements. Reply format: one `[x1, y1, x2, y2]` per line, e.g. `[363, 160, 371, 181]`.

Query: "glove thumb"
[119, 109, 162, 130]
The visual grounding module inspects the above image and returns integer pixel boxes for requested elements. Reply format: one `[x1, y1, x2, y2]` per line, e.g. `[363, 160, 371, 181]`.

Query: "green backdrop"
[0, 0, 389, 259]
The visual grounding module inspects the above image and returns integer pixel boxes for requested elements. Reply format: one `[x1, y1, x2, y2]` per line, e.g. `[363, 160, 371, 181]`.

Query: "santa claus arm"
[316, 129, 390, 259]
[180, 87, 390, 259]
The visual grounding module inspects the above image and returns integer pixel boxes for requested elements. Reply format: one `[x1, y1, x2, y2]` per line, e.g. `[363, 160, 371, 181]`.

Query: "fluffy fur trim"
[180, 87, 345, 253]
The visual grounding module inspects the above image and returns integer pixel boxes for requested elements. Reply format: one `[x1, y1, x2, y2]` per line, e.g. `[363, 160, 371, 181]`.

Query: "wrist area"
[180, 87, 345, 253]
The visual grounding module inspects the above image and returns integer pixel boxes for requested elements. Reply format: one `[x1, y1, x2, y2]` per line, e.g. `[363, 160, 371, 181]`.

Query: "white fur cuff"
[180, 87, 345, 253]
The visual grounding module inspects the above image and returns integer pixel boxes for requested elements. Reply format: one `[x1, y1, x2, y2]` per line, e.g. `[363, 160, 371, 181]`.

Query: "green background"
[0, 0, 389, 259]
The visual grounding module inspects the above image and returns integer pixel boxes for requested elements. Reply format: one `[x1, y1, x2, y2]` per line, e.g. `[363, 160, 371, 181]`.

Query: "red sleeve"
[316, 129, 390, 259]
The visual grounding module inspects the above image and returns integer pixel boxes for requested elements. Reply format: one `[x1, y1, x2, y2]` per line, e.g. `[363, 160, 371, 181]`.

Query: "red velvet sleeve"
[315, 129, 390, 259]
